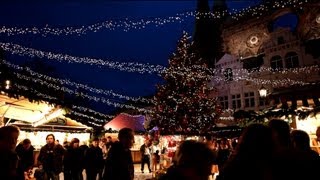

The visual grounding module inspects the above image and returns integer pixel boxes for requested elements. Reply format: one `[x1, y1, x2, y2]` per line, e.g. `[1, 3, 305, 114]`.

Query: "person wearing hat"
[84, 138, 104, 180]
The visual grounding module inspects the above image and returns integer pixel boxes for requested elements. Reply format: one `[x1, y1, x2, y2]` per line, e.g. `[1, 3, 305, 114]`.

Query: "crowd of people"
[0, 126, 132, 180]
[1, 119, 320, 180]
[161, 120, 320, 180]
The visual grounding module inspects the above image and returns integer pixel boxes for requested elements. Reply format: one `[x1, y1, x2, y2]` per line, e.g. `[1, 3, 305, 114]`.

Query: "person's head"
[63, 141, 69, 147]
[46, 134, 55, 145]
[174, 140, 215, 179]
[204, 135, 212, 144]
[144, 139, 149, 146]
[91, 137, 99, 147]
[55, 140, 60, 145]
[0, 125, 20, 151]
[161, 147, 167, 154]
[102, 137, 108, 142]
[107, 136, 112, 142]
[22, 138, 32, 150]
[235, 123, 274, 158]
[118, 128, 135, 149]
[290, 130, 311, 151]
[268, 119, 291, 149]
[70, 138, 80, 148]
[100, 137, 107, 146]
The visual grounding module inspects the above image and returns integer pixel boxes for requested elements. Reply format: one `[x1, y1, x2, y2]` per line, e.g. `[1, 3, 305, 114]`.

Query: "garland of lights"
[14, 66, 314, 108]
[13, 72, 153, 113]
[3, 60, 152, 103]
[14, 85, 102, 127]
[15, 83, 231, 125]
[3, 59, 318, 115]
[240, 77, 309, 86]
[72, 105, 114, 119]
[14, 84, 109, 125]
[15, 71, 319, 116]
[0, 42, 165, 74]
[69, 111, 105, 126]
[1, 41, 319, 78]
[14, 81, 320, 128]
[0, 0, 312, 35]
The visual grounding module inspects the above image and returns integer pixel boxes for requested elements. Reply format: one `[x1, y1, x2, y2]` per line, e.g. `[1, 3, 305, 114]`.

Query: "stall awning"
[0, 94, 55, 123]
[104, 113, 145, 132]
[270, 84, 320, 108]
[0, 94, 91, 130]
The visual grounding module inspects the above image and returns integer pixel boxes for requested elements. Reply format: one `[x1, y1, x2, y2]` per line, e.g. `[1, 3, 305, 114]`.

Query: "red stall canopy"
[104, 113, 145, 132]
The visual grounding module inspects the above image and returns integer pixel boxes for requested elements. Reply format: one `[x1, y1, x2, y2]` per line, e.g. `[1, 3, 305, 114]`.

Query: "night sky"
[0, 0, 272, 114]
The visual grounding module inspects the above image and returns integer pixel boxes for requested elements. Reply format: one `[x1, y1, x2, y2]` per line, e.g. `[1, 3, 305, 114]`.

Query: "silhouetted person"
[0, 125, 22, 180]
[15, 138, 35, 177]
[217, 123, 274, 180]
[216, 138, 231, 172]
[64, 138, 84, 180]
[140, 140, 152, 173]
[106, 136, 113, 149]
[104, 128, 135, 180]
[84, 138, 104, 180]
[290, 129, 320, 179]
[38, 134, 65, 180]
[268, 119, 299, 180]
[160, 140, 216, 180]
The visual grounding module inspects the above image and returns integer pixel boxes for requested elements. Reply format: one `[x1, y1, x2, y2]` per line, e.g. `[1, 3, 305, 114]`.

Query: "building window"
[244, 92, 255, 108]
[270, 55, 283, 70]
[219, 96, 229, 110]
[285, 52, 299, 68]
[278, 36, 285, 45]
[259, 97, 266, 106]
[232, 94, 241, 109]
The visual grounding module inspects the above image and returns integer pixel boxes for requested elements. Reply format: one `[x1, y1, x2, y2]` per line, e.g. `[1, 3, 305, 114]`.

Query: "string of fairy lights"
[13, 72, 152, 114]
[3, 58, 318, 107]
[72, 105, 114, 119]
[10, 67, 318, 126]
[0, 42, 165, 74]
[1, 42, 319, 78]
[8, 82, 150, 126]
[0, 0, 311, 35]
[13, 84, 105, 126]
[10, 83, 153, 127]
[2, 60, 152, 103]
[3, 56, 319, 103]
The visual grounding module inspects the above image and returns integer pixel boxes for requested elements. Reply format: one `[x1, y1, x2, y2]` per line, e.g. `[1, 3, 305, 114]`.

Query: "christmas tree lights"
[150, 32, 221, 135]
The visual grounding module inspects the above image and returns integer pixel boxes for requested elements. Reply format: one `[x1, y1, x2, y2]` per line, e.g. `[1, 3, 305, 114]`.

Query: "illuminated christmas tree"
[151, 32, 221, 135]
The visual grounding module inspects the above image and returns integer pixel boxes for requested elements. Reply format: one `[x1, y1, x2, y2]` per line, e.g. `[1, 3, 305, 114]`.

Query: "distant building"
[196, 0, 320, 124]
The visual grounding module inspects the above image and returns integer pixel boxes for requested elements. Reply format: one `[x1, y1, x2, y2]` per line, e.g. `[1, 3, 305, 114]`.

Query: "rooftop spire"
[212, 0, 228, 14]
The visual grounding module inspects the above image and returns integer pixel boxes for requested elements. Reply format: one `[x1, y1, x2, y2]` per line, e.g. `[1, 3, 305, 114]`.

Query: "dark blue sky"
[0, 1, 261, 114]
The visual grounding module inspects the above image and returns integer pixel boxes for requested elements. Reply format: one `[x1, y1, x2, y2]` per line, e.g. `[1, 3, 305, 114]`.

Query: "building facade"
[209, 0, 320, 113]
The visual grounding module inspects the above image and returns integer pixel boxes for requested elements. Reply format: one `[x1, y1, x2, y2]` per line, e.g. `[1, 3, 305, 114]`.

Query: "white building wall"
[211, 28, 320, 113]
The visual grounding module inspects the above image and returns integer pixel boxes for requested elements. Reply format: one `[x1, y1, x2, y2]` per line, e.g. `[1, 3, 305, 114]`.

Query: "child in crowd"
[152, 150, 160, 171]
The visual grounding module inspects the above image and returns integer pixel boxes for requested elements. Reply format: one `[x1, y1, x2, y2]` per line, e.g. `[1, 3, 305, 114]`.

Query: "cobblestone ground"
[31, 164, 153, 180]
[31, 164, 220, 180]
[133, 163, 153, 180]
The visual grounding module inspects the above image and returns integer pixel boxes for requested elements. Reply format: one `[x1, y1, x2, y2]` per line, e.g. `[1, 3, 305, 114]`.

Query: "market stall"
[104, 113, 146, 163]
[0, 94, 92, 148]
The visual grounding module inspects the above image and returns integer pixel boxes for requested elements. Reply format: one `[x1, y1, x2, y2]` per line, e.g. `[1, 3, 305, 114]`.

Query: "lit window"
[244, 92, 255, 108]
[285, 52, 299, 68]
[232, 94, 241, 109]
[270, 55, 283, 70]
[219, 96, 229, 109]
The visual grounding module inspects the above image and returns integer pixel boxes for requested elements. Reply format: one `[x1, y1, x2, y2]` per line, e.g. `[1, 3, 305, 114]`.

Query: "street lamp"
[259, 86, 267, 98]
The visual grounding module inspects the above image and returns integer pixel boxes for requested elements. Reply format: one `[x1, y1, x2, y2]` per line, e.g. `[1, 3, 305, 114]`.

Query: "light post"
[259, 86, 267, 98]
